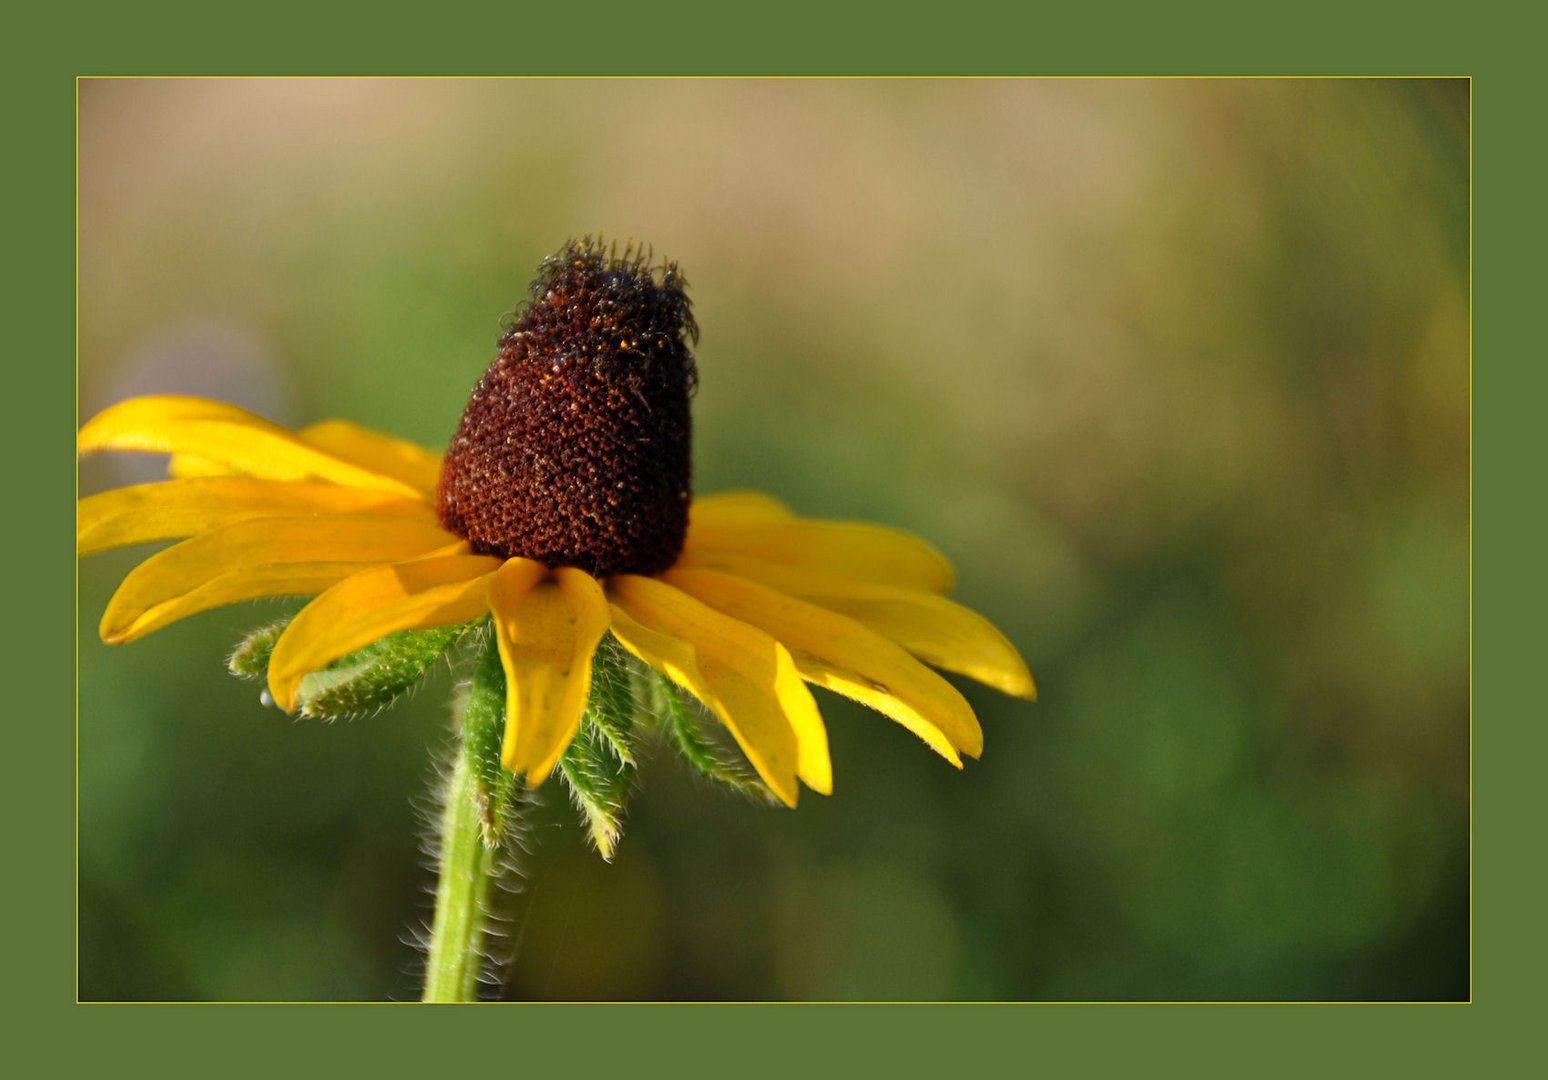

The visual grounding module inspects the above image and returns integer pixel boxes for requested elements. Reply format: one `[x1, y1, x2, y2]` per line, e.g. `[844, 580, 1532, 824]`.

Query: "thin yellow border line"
[1465, 75, 1473, 1004]
[74, 74, 82, 1005]
[75, 73, 1473, 1002]
[73, 74, 1471, 80]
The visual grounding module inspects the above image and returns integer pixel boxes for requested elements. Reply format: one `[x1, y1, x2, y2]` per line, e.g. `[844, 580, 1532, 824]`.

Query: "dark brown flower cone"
[437, 239, 697, 577]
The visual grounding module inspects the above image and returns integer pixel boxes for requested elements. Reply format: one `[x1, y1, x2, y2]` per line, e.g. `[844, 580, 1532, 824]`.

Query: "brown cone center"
[436, 239, 696, 577]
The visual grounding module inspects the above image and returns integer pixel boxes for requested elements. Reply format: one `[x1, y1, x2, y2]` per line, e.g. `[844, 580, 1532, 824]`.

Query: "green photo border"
[17, 0, 1522, 1068]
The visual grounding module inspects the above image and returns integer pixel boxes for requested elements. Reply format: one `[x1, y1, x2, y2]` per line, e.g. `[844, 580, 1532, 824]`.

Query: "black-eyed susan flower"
[78, 237, 1032, 842]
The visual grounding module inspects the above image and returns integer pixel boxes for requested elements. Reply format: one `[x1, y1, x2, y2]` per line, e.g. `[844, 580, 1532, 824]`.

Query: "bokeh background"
[77, 78, 1468, 1001]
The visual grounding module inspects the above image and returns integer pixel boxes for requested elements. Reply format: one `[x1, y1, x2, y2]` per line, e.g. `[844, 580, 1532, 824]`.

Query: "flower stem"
[423, 749, 501, 1003]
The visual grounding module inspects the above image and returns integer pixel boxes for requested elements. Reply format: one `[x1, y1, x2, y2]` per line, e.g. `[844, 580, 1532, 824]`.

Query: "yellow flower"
[77, 240, 1033, 808]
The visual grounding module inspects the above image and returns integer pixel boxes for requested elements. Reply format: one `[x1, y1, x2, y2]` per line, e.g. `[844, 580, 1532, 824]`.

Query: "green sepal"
[558, 717, 636, 862]
[558, 635, 639, 861]
[583, 635, 638, 766]
[460, 625, 515, 849]
[227, 618, 290, 679]
[650, 671, 781, 805]
[295, 623, 468, 720]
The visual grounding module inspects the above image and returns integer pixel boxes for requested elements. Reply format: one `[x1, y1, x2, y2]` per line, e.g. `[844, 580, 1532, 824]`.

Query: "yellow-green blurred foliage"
[78, 78, 1468, 1000]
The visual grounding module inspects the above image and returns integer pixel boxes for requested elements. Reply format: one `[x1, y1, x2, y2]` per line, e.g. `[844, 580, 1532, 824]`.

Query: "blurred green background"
[76, 78, 1468, 1001]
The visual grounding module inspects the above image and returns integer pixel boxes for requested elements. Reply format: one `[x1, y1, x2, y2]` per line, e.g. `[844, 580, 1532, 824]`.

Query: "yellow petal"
[666, 568, 981, 763]
[688, 490, 795, 527]
[665, 560, 1035, 700]
[489, 564, 611, 784]
[78, 396, 422, 498]
[165, 423, 441, 492]
[298, 420, 444, 498]
[78, 477, 436, 556]
[110, 564, 394, 647]
[681, 518, 955, 593]
[609, 575, 831, 806]
[101, 514, 462, 644]
[165, 453, 229, 479]
[267, 553, 501, 711]
[805, 590, 1035, 701]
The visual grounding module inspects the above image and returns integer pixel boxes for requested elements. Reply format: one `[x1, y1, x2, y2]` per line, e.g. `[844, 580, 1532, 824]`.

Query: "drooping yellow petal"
[297, 420, 444, 498]
[488, 564, 610, 784]
[78, 477, 437, 556]
[115, 564, 388, 646]
[803, 589, 1034, 700]
[681, 518, 955, 593]
[608, 575, 831, 806]
[78, 396, 422, 498]
[267, 553, 501, 711]
[665, 559, 1034, 700]
[688, 490, 795, 527]
[666, 568, 982, 763]
[100, 514, 462, 644]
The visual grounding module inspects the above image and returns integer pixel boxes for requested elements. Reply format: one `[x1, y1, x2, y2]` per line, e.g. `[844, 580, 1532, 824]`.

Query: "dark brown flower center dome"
[436, 238, 697, 577]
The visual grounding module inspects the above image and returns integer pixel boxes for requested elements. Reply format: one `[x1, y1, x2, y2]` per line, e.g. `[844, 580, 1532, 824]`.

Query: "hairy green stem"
[423, 750, 500, 1003]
